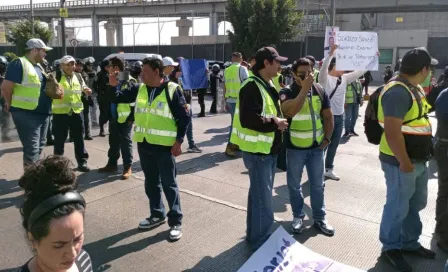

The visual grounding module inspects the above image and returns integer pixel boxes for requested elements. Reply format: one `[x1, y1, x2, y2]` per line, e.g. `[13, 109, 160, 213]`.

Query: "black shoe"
[402, 246, 436, 259]
[197, 113, 206, 118]
[84, 135, 93, 140]
[46, 139, 54, 146]
[313, 220, 335, 236]
[291, 218, 304, 234]
[351, 131, 359, 136]
[138, 216, 167, 230]
[342, 132, 350, 138]
[382, 250, 412, 272]
[77, 163, 90, 172]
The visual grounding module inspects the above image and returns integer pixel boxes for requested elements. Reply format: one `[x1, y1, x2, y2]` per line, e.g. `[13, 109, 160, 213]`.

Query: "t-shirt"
[17, 249, 93, 272]
[318, 56, 366, 116]
[279, 82, 331, 150]
[5, 58, 52, 115]
[379, 85, 413, 165]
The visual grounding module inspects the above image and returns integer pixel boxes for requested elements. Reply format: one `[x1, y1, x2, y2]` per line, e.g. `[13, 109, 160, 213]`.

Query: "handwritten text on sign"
[335, 31, 378, 71]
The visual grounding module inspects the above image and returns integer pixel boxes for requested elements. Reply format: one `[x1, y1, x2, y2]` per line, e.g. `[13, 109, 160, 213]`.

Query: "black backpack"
[364, 78, 423, 145]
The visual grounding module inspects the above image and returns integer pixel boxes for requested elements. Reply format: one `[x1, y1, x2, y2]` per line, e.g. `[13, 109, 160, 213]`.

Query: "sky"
[1, 0, 233, 46]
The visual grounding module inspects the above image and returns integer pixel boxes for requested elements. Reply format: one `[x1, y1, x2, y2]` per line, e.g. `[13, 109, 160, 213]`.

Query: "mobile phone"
[118, 71, 130, 81]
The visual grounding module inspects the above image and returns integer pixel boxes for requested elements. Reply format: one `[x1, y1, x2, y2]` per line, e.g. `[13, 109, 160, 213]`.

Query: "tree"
[6, 20, 52, 55]
[3, 52, 18, 62]
[226, 0, 302, 58]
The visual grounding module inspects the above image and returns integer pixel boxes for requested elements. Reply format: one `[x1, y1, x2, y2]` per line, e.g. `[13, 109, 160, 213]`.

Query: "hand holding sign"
[329, 44, 339, 57]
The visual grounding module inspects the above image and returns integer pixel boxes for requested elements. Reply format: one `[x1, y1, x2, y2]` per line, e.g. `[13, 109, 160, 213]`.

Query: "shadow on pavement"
[177, 152, 236, 175]
[84, 228, 169, 271]
[0, 179, 23, 210]
[0, 146, 22, 158]
[183, 240, 251, 272]
[204, 127, 230, 134]
[77, 169, 126, 193]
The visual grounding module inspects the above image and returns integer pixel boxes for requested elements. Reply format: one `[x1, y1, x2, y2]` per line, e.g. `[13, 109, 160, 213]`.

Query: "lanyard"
[149, 87, 156, 105]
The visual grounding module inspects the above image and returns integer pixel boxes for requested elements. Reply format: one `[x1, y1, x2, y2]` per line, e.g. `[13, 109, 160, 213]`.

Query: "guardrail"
[0, 0, 226, 12]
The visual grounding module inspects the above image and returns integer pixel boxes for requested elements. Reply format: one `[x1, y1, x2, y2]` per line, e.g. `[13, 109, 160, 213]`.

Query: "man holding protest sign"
[318, 44, 369, 181]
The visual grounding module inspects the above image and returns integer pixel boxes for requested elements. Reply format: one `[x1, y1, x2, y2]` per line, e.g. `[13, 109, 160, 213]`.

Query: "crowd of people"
[1, 37, 448, 272]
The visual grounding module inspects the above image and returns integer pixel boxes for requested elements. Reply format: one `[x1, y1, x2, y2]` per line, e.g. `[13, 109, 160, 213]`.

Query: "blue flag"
[180, 59, 209, 90]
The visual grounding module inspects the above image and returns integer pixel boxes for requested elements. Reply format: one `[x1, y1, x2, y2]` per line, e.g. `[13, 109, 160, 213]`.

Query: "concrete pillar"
[209, 12, 218, 35]
[176, 17, 192, 37]
[104, 20, 116, 46]
[115, 17, 123, 47]
[91, 14, 100, 46]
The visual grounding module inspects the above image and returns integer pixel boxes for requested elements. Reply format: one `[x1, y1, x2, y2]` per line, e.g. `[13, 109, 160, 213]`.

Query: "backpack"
[364, 78, 423, 145]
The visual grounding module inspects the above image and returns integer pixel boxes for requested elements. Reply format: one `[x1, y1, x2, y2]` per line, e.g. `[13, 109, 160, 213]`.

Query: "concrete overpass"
[1, 0, 447, 46]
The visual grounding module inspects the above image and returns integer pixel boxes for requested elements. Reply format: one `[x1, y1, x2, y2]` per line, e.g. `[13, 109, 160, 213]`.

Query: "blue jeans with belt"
[380, 161, 428, 251]
[11, 110, 50, 167]
[242, 152, 277, 251]
[325, 114, 343, 169]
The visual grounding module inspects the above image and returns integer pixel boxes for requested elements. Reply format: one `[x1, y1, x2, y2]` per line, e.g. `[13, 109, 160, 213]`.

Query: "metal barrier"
[0, 0, 226, 12]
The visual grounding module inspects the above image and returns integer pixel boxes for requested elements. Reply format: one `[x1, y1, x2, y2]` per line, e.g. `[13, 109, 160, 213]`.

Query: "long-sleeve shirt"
[318, 56, 366, 115]
[113, 80, 190, 151]
[239, 72, 282, 154]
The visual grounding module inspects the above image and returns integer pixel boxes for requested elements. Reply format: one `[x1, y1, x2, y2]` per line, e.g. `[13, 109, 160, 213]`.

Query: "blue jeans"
[138, 143, 183, 227]
[11, 110, 50, 167]
[108, 119, 133, 167]
[186, 107, 195, 147]
[344, 103, 359, 133]
[286, 147, 326, 221]
[325, 114, 343, 169]
[380, 161, 428, 251]
[242, 152, 277, 251]
[227, 102, 236, 144]
[53, 113, 89, 165]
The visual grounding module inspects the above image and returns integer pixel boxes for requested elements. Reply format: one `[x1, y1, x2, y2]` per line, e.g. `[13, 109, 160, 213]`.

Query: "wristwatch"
[324, 138, 331, 144]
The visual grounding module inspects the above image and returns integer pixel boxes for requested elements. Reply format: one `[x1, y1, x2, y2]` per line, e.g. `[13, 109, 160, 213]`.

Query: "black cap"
[400, 47, 438, 75]
[75, 58, 84, 65]
[255, 47, 288, 63]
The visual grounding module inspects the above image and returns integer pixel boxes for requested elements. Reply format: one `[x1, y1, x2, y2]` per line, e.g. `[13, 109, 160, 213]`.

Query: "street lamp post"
[61, 0, 67, 55]
[30, 0, 34, 36]
[330, 0, 336, 26]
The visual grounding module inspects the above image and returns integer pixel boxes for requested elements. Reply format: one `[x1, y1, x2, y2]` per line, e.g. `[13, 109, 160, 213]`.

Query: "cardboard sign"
[238, 226, 365, 272]
[335, 31, 379, 71]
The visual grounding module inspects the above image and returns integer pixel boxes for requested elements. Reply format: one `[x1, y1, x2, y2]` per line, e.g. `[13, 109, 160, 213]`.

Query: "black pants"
[435, 142, 448, 234]
[137, 143, 183, 226]
[210, 88, 217, 113]
[53, 113, 89, 165]
[82, 100, 91, 137]
[98, 101, 110, 131]
[107, 119, 133, 168]
[197, 88, 206, 116]
[363, 82, 370, 95]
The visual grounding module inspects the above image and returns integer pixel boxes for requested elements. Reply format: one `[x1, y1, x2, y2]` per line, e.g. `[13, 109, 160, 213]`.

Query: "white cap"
[431, 58, 439, 66]
[162, 56, 178, 67]
[25, 38, 52, 51]
[60, 55, 76, 64]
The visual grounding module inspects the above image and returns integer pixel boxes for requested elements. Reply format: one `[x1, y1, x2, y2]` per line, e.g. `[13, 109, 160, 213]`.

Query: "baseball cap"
[162, 57, 178, 67]
[60, 55, 76, 64]
[255, 47, 288, 63]
[400, 47, 438, 74]
[25, 38, 52, 51]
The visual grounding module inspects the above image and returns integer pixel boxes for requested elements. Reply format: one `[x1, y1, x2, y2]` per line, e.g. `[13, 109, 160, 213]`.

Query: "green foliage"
[226, 0, 302, 58]
[3, 52, 18, 62]
[6, 20, 52, 55]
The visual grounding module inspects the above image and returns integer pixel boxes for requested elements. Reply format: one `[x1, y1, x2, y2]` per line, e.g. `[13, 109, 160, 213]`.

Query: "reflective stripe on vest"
[224, 64, 242, 99]
[289, 91, 324, 148]
[132, 82, 178, 146]
[117, 103, 132, 123]
[11, 57, 41, 110]
[230, 77, 279, 154]
[378, 80, 432, 156]
[52, 73, 84, 114]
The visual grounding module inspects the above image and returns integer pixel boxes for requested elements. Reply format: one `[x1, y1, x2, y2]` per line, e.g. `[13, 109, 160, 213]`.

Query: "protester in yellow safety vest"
[279, 57, 335, 237]
[343, 77, 363, 137]
[376, 47, 436, 272]
[223, 52, 249, 157]
[1, 39, 53, 168]
[230, 47, 288, 251]
[98, 56, 137, 180]
[113, 57, 190, 242]
[52, 55, 92, 172]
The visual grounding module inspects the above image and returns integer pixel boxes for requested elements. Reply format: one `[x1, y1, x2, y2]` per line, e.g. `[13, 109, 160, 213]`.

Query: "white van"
[104, 53, 162, 62]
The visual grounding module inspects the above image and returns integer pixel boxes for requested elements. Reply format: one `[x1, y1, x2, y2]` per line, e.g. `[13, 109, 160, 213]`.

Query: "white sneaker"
[169, 225, 183, 241]
[325, 169, 340, 181]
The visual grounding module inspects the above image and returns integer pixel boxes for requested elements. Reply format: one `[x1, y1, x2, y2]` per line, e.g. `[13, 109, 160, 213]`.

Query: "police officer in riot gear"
[94, 59, 110, 137]
[81, 57, 97, 140]
[130, 61, 142, 81]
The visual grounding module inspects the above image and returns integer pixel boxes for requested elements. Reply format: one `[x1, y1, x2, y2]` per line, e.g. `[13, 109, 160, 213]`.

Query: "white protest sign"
[335, 31, 379, 71]
[324, 26, 340, 58]
[238, 226, 365, 272]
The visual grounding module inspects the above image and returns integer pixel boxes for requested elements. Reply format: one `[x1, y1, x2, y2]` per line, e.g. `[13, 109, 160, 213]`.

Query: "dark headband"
[28, 191, 86, 230]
